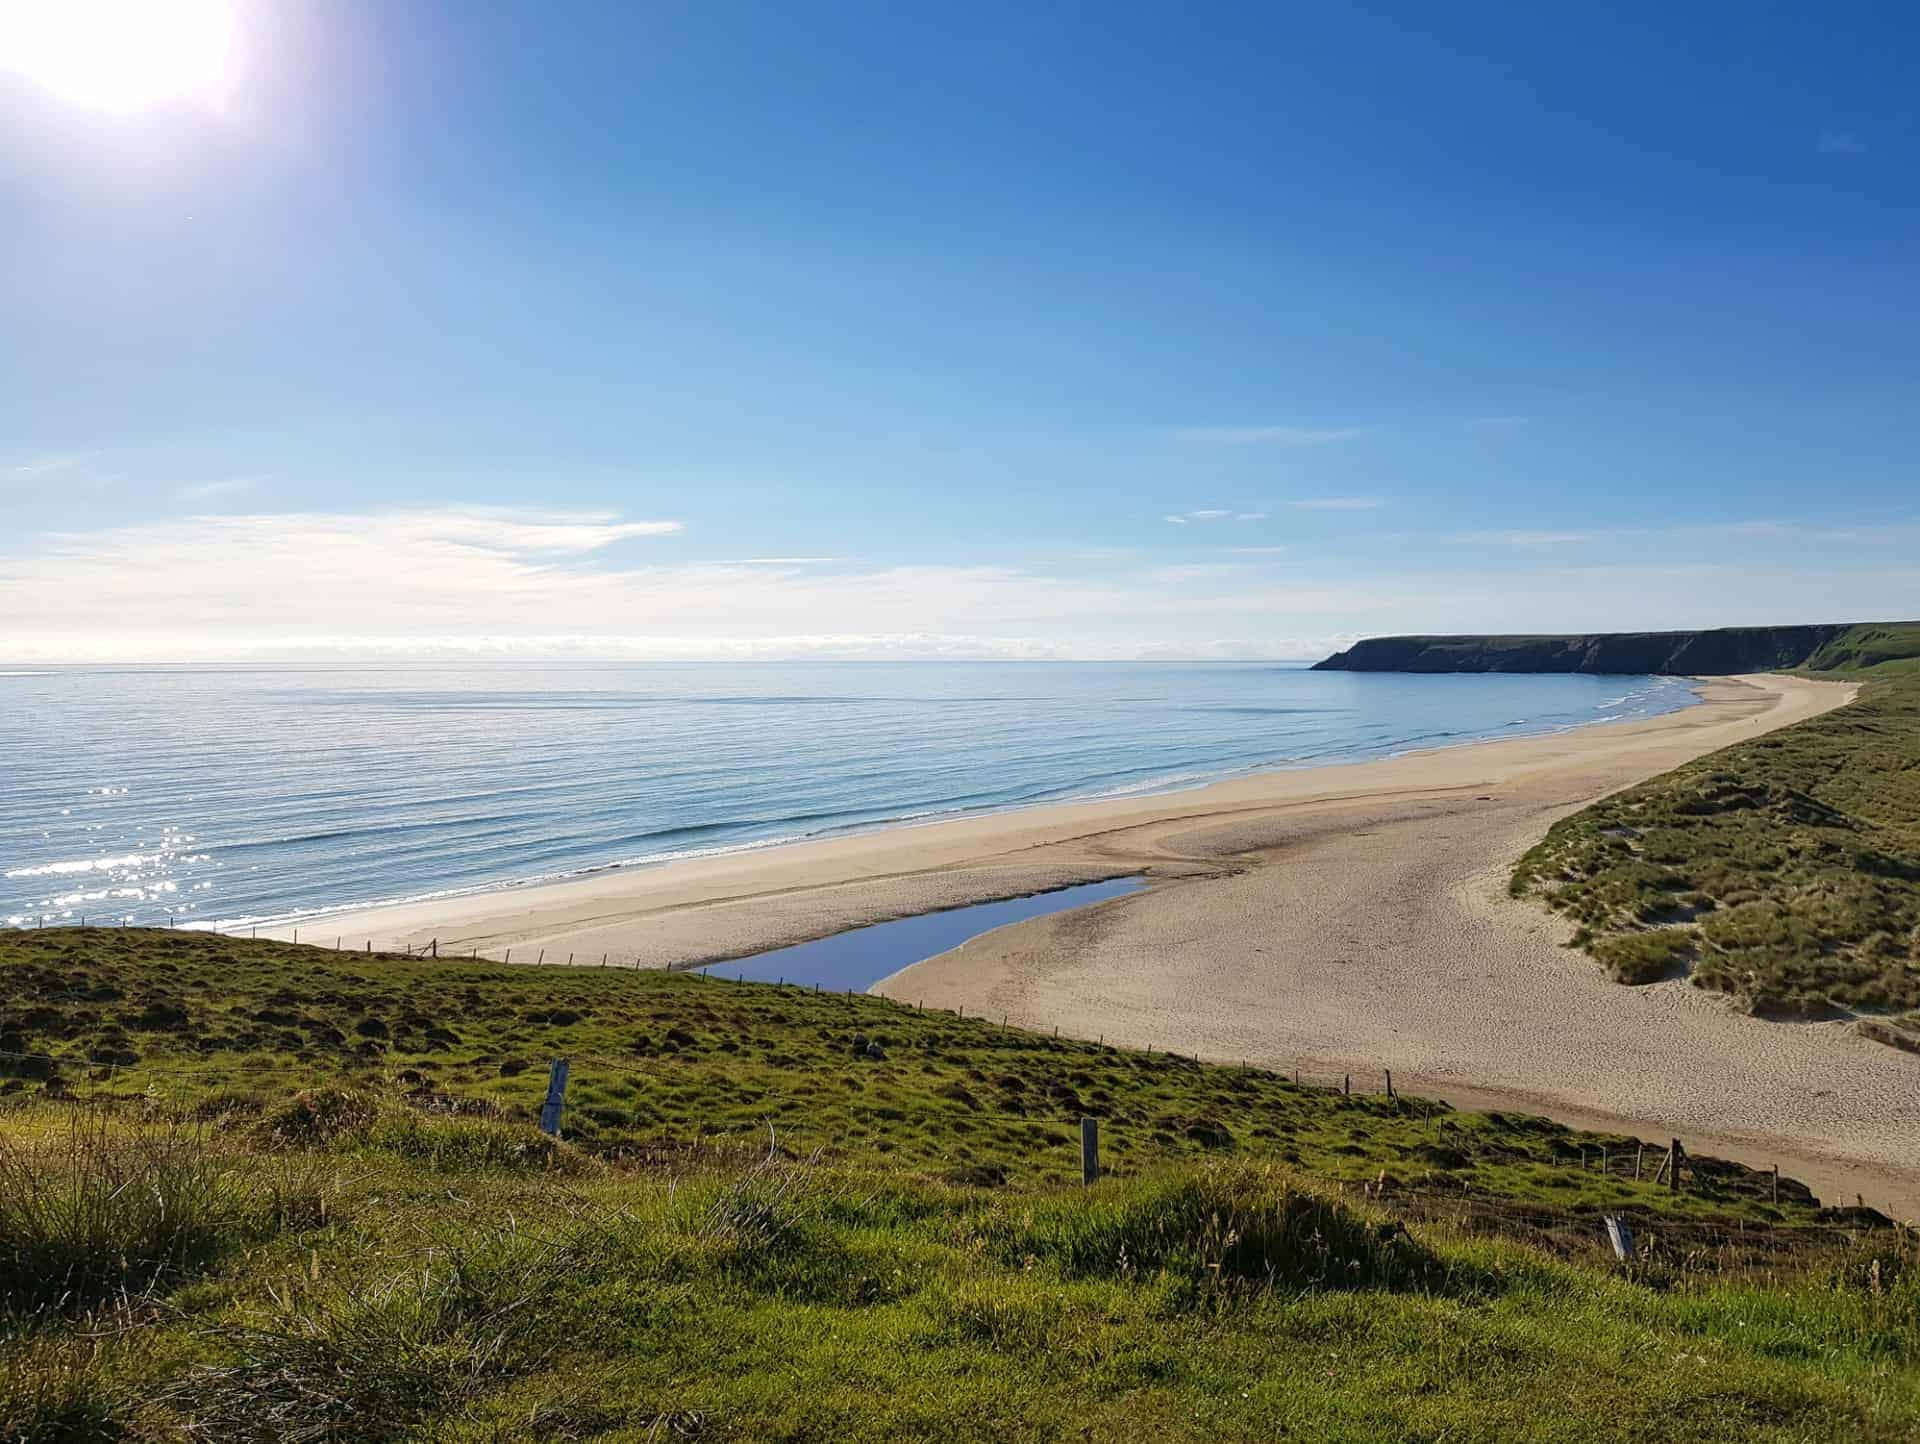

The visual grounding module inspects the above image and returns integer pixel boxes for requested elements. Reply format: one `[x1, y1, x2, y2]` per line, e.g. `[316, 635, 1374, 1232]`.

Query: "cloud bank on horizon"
[3, 502, 1914, 663]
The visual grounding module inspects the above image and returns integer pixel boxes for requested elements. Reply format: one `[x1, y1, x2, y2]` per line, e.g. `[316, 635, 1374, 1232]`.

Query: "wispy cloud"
[9, 453, 87, 477]
[174, 478, 256, 504]
[1448, 529, 1599, 548]
[1287, 497, 1383, 511]
[1173, 426, 1364, 446]
[701, 556, 839, 565]
[1701, 518, 1911, 546]
[1227, 546, 1288, 554]
[1818, 129, 1866, 154]
[1447, 517, 1920, 549]
[399, 506, 683, 553]
[1464, 415, 1528, 432]
[1165, 509, 1265, 524]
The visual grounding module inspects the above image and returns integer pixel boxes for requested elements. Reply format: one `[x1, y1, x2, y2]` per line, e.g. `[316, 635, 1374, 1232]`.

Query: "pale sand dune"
[297, 673, 1920, 1215]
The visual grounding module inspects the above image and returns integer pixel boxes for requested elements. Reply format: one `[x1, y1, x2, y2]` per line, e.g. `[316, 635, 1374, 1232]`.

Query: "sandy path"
[295, 673, 1919, 1214]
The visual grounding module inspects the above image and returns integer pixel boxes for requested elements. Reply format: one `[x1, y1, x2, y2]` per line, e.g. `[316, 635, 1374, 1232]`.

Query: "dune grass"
[1512, 668, 1920, 1021]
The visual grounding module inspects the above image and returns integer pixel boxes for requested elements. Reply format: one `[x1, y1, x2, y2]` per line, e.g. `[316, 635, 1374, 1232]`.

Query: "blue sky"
[2, 0, 1916, 660]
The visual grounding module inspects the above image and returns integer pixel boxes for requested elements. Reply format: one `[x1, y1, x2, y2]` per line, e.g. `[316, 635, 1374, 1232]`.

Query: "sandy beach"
[296, 673, 1920, 1216]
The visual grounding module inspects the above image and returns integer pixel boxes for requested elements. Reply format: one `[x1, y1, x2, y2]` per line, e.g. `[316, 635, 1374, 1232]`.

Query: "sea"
[0, 662, 1697, 932]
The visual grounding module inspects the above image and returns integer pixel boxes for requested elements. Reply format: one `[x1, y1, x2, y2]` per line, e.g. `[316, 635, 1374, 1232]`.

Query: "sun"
[0, 0, 242, 114]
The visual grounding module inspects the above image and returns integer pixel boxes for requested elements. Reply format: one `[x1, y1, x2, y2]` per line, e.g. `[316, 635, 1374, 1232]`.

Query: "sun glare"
[0, 0, 242, 114]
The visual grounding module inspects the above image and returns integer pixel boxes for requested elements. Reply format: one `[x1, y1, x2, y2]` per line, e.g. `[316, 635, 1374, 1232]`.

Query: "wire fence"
[2, 924, 1899, 1227]
[0, 1031, 1882, 1243]
[7, 915, 666, 968]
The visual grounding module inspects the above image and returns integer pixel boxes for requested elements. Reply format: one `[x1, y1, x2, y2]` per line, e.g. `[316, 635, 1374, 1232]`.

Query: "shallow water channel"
[694, 877, 1143, 993]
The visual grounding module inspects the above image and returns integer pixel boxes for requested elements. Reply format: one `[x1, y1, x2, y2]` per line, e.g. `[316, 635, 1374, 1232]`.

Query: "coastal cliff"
[1313, 624, 1862, 675]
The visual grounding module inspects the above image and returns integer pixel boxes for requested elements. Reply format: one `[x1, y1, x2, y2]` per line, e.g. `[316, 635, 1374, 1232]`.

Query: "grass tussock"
[1001, 1165, 1446, 1303]
[173, 1237, 571, 1443]
[0, 1327, 153, 1443]
[0, 1113, 263, 1314]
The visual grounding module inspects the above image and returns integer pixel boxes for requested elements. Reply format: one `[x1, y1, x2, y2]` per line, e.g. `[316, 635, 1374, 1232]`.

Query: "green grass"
[1512, 668, 1920, 1019]
[1803, 622, 1920, 679]
[1, 930, 1916, 1440]
[0, 928, 1828, 1220]
[0, 1111, 282, 1313]
[0, 1126, 1912, 1443]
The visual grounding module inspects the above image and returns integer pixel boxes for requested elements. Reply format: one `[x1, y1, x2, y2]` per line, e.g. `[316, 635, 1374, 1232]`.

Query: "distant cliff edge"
[1310, 624, 1880, 675]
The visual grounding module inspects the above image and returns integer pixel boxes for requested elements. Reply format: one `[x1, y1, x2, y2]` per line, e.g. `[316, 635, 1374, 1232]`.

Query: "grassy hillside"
[0, 929, 1818, 1214]
[2, 930, 1916, 1441]
[1803, 622, 1920, 679]
[1512, 667, 1920, 1026]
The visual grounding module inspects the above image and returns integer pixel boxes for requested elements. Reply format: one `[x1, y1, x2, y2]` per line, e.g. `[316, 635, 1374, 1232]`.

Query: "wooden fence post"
[1771, 1164, 1779, 1204]
[1634, 1143, 1644, 1181]
[1384, 1069, 1394, 1100]
[1080, 1117, 1100, 1185]
[539, 1059, 571, 1138]
[1343, 1073, 1350, 1097]
[1669, 1138, 1682, 1194]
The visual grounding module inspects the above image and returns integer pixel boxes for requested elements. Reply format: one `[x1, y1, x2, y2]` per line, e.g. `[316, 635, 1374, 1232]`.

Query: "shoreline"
[231, 671, 1699, 934]
[280, 668, 1743, 963]
[282, 672, 1920, 1215]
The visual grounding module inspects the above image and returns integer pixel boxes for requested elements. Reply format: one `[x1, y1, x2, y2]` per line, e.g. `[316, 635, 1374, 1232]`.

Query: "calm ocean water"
[0, 662, 1696, 931]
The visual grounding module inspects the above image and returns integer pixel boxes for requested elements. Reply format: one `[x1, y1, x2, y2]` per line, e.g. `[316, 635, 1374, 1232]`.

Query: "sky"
[2, 0, 1916, 662]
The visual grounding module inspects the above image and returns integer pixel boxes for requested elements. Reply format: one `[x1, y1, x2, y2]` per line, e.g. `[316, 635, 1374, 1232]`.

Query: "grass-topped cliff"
[1315, 621, 1918, 675]
[1802, 622, 1920, 678]
[1, 928, 1915, 1440]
